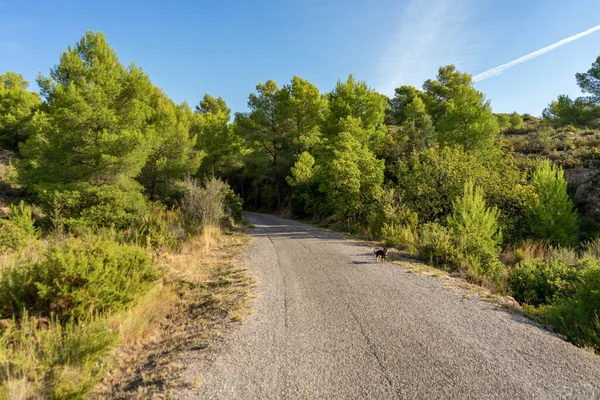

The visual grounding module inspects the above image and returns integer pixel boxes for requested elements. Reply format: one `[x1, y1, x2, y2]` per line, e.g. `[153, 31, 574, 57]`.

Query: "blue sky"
[1, 0, 599, 116]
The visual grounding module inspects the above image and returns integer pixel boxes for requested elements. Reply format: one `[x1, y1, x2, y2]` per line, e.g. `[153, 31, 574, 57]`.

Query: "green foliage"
[19, 31, 157, 187]
[0, 313, 116, 399]
[416, 222, 457, 268]
[542, 95, 600, 128]
[422, 65, 473, 120]
[279, 76, 325, 152]
[546, 262, 600, 352]
[394, 145, 527, 228]
[0, 201, 39, 252]
[0, 220, 32, 253]
[509, 112, 524, 129]
[382, 222, 418, 254]
[575, 55, 600, 105]
[196, 94, 245, 178]
[287, 151, 318, 217]
[0, 237, 159, 322]
[496, 114, 510, 129]
[325, 75, 387, 146]
[121, 202, 180, 251]
[527, 160, 578, 246]
[399, 97, 436, 152]
[225, 186, 244, 223]
[387, 85, 423, 125]
[508, 259, 577, 306]
[35, 180, 149, 231]
[235, 79, 291, 209]
[447, 181, 504, 283]
[0, 72, 41, 151]
[138, 95, 203, 201]
[316, 117, 384, 223]
[436, 85, 499, 152]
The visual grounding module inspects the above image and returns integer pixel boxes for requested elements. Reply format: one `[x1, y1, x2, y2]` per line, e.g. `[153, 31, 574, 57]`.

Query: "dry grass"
[93, 227, 254, 399]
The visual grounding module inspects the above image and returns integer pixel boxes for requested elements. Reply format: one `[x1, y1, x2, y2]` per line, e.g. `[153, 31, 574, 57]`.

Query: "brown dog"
[374, 247, 388, 263]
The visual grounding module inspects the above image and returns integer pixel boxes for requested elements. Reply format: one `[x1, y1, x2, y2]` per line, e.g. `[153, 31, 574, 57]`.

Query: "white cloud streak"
[473, 24, 600, 82]
[376, 0, 481, 95]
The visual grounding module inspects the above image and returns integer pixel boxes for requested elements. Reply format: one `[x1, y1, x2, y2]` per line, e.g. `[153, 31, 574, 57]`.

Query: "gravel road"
[179, 212, 600, 399]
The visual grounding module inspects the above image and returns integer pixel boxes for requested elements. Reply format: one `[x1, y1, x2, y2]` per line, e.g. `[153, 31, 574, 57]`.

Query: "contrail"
[473, 23, 600, 82]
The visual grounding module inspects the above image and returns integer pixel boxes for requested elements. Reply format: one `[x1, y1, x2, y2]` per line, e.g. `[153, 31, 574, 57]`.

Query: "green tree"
[436, 85, 499, 152]
[324, 75, 387, 152]
[0, 72, 41, 151]
[527, 160, 578, 246]
[138, 94, 203, 200]
[423, 65, 472, 121]
[279, 76, 325, 153]
[542, 94, 599, 128]
[19, 31, 157, 186]
[235, 80, 290, 209]
[286, 151, 318, 217]
[400, 97, 436, 152]
[387, 85, 423, 125]
[576, 55, 600, 104]
[394, 145, 527, 228]
[447, 181, 503, 282]
[316, 117, 384, 227]
[195, 94, 244, 178]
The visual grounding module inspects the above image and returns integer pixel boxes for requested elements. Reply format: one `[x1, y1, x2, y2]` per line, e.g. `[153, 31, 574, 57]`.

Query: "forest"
[1, 31, 600, 397]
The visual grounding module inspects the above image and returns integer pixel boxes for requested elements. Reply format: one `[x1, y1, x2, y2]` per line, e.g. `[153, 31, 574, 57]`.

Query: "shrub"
[416, 222, 457, 268]
[225, 186, 244, 223]
[0, 313, 116, 399]
[0, 201, 39, 252]
[582, 237, 600, 263]
[7, 201, 39, 239]
[0, 220, 32, 253]
[526, 160, 578, 246]
[0, 237, 159, 321]
[367, 188, 417, 237]
[382, 222, 418, 254]
[121, 202, 181, 251]
[546, 262, 600, 352]
[36, 180, 149, 232]
[447, 181, 504, 283]
[509, 112, 524, 129]
[508, 259, 577, 306]
[180, 176, 229, 233]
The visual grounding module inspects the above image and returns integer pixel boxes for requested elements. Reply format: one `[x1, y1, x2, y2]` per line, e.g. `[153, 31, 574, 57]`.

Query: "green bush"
[225, 186, 244, 223]
[35, 180, 149, 232]
[526, 160, 578, 246]
[121, 202, 180, 251]
[0, 313, 116, 399]
[382, 222, 418, 254]
[416, 222, 457, 268]
[447, 181, 504, 284]
[508, 259, 577, 306]
[367, 188, 417, 238]
[0, 237, 160, 321]
[0, 201, 39, 252]
[0, 220, 31, 252]
[546, 262, 600, 352]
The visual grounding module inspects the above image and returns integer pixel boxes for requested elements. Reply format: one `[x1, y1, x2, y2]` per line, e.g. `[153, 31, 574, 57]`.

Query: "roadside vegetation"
[1, 30, 598, 399]
[0, 32, 251, 399]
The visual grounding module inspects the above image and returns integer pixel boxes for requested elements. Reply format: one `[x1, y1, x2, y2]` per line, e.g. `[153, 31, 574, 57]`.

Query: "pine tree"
[527, 160, 578, 246]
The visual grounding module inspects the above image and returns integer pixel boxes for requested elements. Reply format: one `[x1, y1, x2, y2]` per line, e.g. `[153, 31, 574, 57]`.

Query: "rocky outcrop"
[563, 168, 600, 222]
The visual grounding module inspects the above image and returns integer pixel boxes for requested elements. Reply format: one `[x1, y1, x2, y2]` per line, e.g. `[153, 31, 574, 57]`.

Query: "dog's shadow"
[352, 260, 372, 265]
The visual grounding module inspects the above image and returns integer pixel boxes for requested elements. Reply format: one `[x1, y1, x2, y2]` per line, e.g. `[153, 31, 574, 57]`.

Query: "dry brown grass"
[93, 227, 254, 399]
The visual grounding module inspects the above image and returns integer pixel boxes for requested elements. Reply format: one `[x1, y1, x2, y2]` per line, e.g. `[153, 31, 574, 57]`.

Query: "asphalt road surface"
[179, 212, 600, 399]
